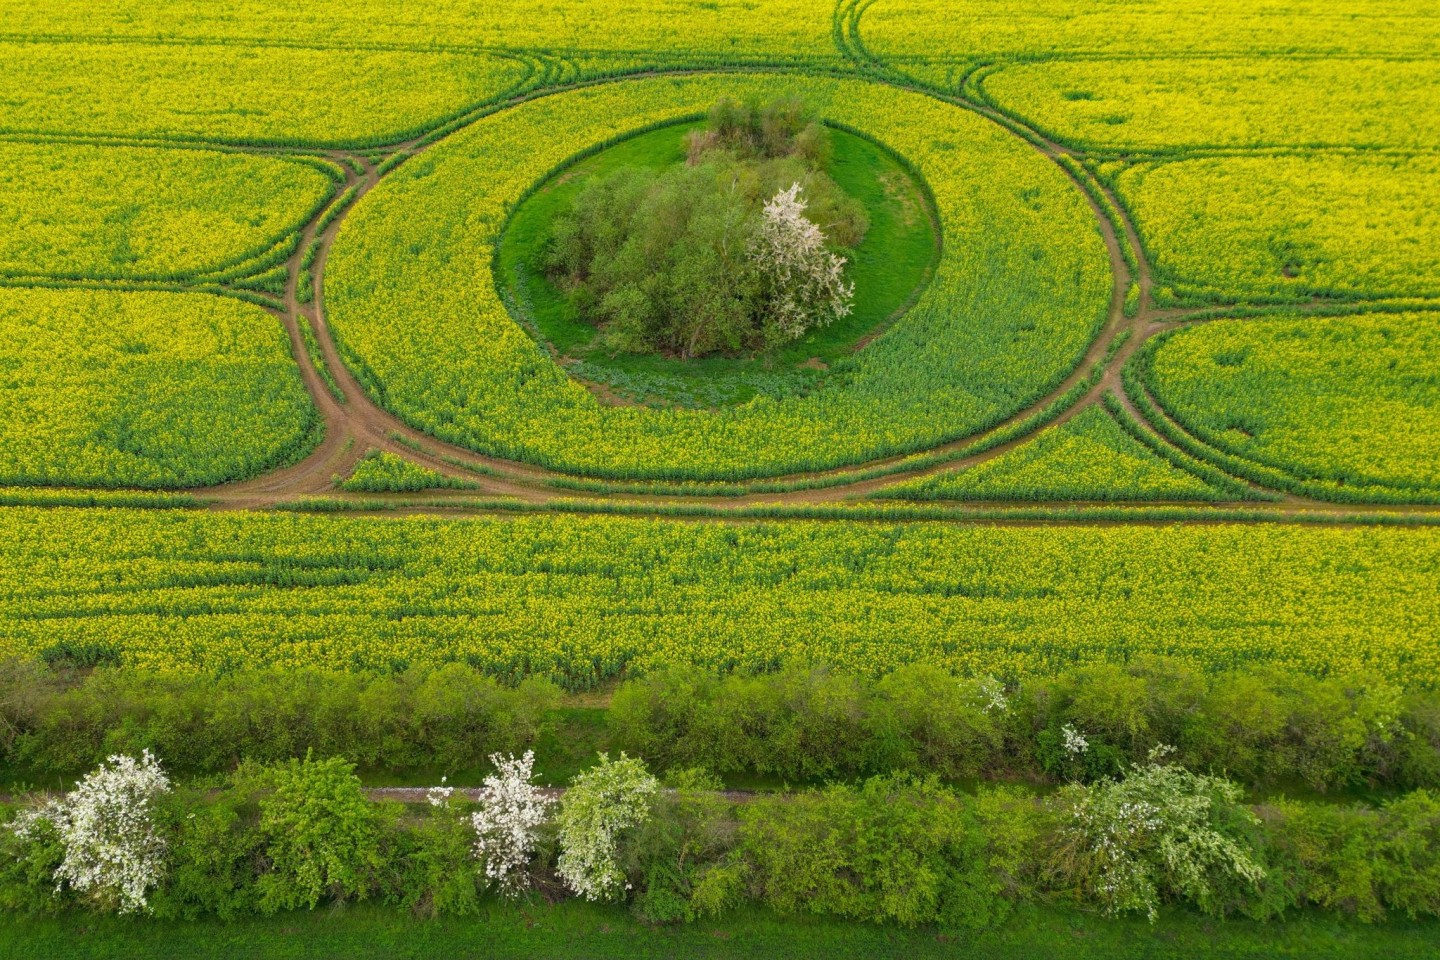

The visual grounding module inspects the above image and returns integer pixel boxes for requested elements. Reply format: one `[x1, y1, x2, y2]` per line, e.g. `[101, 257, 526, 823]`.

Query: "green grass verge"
[3, 903, 1436, 960]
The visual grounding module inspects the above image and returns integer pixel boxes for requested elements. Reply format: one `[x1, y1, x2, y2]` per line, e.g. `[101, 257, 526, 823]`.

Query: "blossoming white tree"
[1055, 747, 1265, 921]
[751, 182, 854, 341]
[11, 750, 171, 914]
[555, 753, 658, 901]
[470, 751, 554, 898]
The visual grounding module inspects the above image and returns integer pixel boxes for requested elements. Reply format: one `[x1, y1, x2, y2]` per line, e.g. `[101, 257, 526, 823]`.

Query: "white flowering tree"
[1054, 748, 1265, 921]
[11, 750, 171, 914]
[470, 751, 554, 898]
[555, 753, 658, 901]
[751, 182, 854, 342]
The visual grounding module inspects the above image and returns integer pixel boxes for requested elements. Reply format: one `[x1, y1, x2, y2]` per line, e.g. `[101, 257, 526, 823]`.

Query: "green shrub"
[246, 754, 388, 913]
[1048, 753, 1266, 921]
[623, 768, 739, 924]
[738, 773, 997, 927]
[150, 785, 263, 921]
[0, 803, 69, 915]
[7, 665, 559, 779]
[382, 795, 485, 918]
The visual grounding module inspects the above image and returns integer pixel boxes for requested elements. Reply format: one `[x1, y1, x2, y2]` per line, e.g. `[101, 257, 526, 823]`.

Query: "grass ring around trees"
[497, 115, 944, 409]
[325, 74, 1112, 482]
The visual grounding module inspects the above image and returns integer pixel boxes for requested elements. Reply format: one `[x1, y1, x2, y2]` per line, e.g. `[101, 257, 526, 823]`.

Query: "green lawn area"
[497, 117, 940, 407]
[5, 903, 1436, 959]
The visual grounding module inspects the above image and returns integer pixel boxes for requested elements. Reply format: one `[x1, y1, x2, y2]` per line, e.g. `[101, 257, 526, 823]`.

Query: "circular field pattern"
[497, 118, 942, 409]
[326, 74, 1111, 481]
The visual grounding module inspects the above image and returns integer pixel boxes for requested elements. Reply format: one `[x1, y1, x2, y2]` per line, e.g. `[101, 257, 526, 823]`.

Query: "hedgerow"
[5, 751, 1440, 927]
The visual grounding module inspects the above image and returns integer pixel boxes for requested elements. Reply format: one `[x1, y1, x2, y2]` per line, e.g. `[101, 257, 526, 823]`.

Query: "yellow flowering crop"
[0, 288, 316, 488]
[326, 74, 1110, 481]
[0, 508, 1435, 687]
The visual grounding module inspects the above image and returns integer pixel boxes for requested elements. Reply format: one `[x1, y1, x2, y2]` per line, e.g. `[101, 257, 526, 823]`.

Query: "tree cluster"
[543, 98, 866, 358]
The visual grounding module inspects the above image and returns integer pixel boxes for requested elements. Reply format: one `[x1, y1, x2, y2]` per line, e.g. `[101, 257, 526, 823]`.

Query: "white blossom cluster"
[470, 751, 554, 898]
[555, 753, 658, 901]
[12, 750, 171, 914]
[1062, 748, 1264, 921]
[1062, 724, 1090, 756]
[973, 676, 1009, 714]
[752, 182, 854, 340]
[426, 776, 455, 808]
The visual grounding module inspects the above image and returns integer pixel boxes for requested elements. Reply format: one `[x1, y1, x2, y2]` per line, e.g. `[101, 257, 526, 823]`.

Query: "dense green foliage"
[1, 509, 1437, 683]
[6, 753, 1440, 927]
[542, 98, 865, 358]
[7, 659, 1436, 795]
[0, 661, 559, 784]
[1141, 314, 1440, 501]
[0, 289, 317, 488]
[501, 116, 937, 407]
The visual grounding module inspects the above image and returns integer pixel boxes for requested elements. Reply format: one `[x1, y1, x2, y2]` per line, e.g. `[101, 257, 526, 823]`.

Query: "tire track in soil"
[17, 48, 1425, 524]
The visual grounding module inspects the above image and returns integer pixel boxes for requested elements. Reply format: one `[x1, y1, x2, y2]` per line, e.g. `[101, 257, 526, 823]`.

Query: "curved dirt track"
[9, 43, 1440, 523]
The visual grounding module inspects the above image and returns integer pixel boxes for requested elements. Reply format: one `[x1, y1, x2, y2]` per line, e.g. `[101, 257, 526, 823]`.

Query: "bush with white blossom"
[556, 753, 659, 901]
[470, 751, 554, 898]
[753, 182, 855, 341]
[1052, 748, 1265, 921]
[11, 750, 170, 914]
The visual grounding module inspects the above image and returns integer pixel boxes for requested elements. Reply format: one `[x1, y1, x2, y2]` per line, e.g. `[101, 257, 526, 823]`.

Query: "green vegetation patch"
[5, 902, 1437, 960]
[499, 109, 938, 407]
[0, 288, 317, 489]
[879, 405, 1234, 502]
[1144, 313, 1440, 501]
